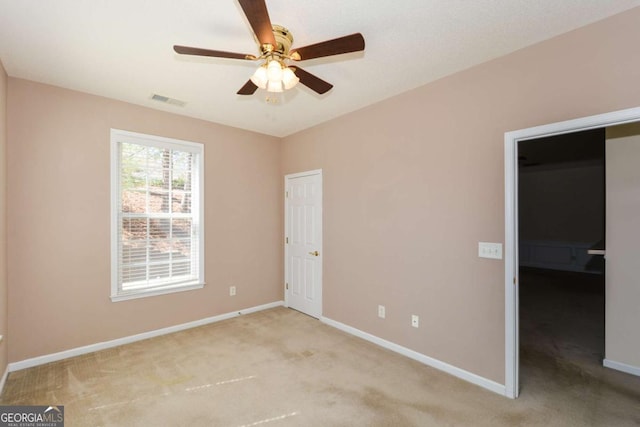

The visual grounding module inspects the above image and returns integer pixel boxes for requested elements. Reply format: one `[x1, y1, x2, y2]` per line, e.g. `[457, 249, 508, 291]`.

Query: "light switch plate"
[478, 242, 503, 259]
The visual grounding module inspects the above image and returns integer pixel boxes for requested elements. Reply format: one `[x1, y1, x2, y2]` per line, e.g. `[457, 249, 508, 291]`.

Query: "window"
[111, 129, 204, 301]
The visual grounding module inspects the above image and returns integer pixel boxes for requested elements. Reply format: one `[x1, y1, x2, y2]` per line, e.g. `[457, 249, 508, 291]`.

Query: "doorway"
[517, 129, 605, 394]
[504, 106, 640, 398]
[284, 169, 323, 318]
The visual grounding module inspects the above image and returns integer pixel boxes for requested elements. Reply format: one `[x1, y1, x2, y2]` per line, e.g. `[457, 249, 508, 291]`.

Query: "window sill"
[111, 282, 205, 302]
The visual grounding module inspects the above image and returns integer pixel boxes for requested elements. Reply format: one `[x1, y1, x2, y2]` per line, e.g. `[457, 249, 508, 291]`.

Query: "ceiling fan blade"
[174, 45, 256, 60]
[290, 33, 365, 61]
[291, 67, 333, 94]
[238, 0, 277, 48]
[237, 80, 259, 95]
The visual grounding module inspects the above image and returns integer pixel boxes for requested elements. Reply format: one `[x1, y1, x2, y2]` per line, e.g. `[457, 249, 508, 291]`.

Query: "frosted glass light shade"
[250, 66, 268, 89]
[282, 67, 300, 90]
[267, 80, 283, 93]
[267, 60, 283, 82]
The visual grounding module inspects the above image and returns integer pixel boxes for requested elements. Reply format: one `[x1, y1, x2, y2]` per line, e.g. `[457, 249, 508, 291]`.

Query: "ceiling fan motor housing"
[261, 25, 293, 57]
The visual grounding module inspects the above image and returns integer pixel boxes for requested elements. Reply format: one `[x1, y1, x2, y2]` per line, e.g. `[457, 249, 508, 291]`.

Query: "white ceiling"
[1, 1, 639, 137]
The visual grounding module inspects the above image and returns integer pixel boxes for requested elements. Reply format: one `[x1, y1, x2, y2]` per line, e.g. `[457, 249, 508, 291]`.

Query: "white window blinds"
[111, 130, 204, 301]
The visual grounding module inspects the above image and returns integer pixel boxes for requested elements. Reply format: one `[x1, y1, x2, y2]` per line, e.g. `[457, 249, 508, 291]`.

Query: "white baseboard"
[0, 364, 8, 395]
[320, 316, 507, 397]
[603, 358, 640, 377]
[8, 301, 284, 372]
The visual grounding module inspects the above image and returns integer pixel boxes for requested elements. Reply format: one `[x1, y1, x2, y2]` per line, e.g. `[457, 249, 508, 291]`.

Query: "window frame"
[110, 129, 205, 302]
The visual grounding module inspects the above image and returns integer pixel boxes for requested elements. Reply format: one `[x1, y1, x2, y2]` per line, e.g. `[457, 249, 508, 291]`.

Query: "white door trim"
[504, 106, 640, 399]
[284, 169, 323, 316]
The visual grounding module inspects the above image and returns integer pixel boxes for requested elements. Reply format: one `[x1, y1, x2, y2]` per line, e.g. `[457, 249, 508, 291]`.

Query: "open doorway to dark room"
[517, 128, 605, 389]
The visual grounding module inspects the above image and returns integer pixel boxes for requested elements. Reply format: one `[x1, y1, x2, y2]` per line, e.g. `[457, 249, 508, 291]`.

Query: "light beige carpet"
[1, 306, 639, 426]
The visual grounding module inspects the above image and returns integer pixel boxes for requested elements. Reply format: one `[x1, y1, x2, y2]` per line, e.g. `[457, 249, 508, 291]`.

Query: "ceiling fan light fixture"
[282, 67, 300, 90]
[259, 57, 298, 93]
[250, 65, 268, 89]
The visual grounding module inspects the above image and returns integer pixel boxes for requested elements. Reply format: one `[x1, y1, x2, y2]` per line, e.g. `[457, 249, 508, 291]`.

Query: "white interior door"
[285, 170, 323, 318]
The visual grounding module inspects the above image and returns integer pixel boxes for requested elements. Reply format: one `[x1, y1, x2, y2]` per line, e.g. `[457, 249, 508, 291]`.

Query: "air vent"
[150, 94, 186, 107]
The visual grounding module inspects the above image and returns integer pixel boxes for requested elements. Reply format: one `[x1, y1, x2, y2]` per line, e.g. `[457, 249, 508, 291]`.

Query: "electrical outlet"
[411, 315, 419, 328]
[378, 305, 386, 319]
[229, 286, 236, 296]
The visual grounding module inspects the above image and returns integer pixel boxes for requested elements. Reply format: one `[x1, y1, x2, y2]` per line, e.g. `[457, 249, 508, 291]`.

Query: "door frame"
[284, 169, 323, 316]
[504, 106, 640, 399]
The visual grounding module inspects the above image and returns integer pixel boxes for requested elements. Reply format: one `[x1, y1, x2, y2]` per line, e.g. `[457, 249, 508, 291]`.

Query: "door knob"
[309, 251, 319, 256]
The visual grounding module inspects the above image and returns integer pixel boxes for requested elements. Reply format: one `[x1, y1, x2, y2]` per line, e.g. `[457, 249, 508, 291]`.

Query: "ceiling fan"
[173, 0, 365, 96]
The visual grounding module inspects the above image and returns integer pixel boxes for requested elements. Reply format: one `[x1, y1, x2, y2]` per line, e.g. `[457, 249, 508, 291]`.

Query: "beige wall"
[605, 123, 640, 369]
[7, 79, 282, 362]
[0, 60, 8, 376]
[282, 7, 640, 383]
